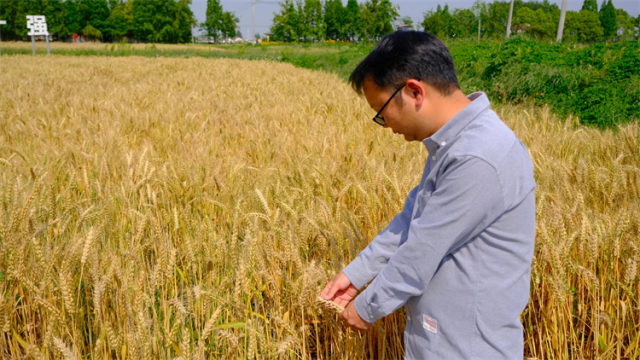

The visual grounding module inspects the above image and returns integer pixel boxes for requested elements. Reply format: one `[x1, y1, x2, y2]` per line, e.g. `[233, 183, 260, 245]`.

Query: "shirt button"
[441, 141, 446, 146]
[432, 156, 437, 160]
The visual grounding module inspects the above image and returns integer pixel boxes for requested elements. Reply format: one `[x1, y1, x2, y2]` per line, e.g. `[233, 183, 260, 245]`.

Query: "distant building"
[397, 24, 413, 32]
[512, 24, 531, 35]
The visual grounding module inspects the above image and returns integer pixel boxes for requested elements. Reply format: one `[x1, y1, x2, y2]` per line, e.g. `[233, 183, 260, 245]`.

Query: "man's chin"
[403, 134, 417, 141]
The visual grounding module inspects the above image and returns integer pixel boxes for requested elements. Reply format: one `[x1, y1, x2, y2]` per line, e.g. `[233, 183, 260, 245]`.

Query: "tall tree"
[422, 5, 456, 38]
[0, 0, 65, 40]
[104, 0, 133, 41]
[483, 1, 509, 39]
[400, 16, 413, 29]
[343, 0, 360, 40]
[422, 5, 445, 37]
[301, 0, 323, 41]
[62, 0, 83, 38]
[599, 0, 617, 40]
[563, 9, 603, 42]
[324, 0, 343, 40]
[471, 0, 487, 42]
[581, 0, 598, 12]
[356, 2, 373, 40]
[452, 8, 476, 38]
[270, 0, 301, 42]
[77, 0, 110, 40]
[201, 0, 237, 41]
[132, 0, 195, 43]
[365, 0, 399, 40]
[514, 7, 556, 39]
[615, 8, 636, 40]
[202, 0, 223, 41]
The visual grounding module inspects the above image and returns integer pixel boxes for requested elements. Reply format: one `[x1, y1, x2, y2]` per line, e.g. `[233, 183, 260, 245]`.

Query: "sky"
[189, 0, 640, 39]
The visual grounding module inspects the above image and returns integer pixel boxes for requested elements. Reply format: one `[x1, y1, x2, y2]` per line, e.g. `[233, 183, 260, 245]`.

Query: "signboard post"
[0, 20, 6, 56]
[26, 15, 50, 55]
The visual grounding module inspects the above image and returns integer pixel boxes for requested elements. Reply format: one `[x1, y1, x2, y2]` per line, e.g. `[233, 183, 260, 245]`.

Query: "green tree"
[364, 0, 399, 40]
[104, 0, 133, 41]
[42, 0, 66, 39]
[599, 0, 616, 40]
[422, 6, 445, 37]
[615, 8, 636, 40]
[201, 0, 237, 41]
[514, 6, 557, 39]
[343, 0, 360, 40]
[484, 1, 510, 39]
[0, 0, 65, 40]
[202, 0, 223, 41]
[581, 0, 598, 12]
[270, 0, 301, 42]
[452, 8, 477, 38]
[62, 0, 83, 38]
[221, 11, 239, 39]
[471, 0, 487, 41]
[78, 0, 110, 38]
[302, 0, 324, 41]
[356, 2, 373, 40]
[82, 24, 102, 40]
[132, 0, 195, 43]
[563, 9, 603, 42]
[400, 16, 413, 29]
[440, 5, 456, 36]
[422, 5, 457, 38]
[324, 0, 344, 40]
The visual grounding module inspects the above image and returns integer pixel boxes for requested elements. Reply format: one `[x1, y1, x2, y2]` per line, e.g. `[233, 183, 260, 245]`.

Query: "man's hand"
[320, 272, 358, 309]
[340, 301, 372, 332]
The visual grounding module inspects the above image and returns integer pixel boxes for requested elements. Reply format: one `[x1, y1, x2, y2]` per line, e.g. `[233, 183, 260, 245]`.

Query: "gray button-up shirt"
[343, 92, 536, 359]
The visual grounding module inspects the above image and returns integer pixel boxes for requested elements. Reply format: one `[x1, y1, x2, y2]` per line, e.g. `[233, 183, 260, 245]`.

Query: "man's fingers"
[321, 279, 342, 300]
[320, 281, 333, 299]
[335, 297, 349, 309]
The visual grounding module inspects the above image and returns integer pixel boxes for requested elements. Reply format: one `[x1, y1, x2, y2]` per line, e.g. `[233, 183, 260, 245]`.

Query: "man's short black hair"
[349, 31, 460, 96]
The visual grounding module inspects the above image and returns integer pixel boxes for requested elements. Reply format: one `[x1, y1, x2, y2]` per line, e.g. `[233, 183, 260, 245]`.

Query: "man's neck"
[430, 90, 472, 133]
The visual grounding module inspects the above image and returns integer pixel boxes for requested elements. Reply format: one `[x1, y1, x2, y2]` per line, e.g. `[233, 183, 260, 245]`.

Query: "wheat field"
[0, 55, 638, 359]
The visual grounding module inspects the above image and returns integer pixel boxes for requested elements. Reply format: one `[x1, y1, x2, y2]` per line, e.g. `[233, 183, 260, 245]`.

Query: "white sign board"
[26, 15, 48, 36]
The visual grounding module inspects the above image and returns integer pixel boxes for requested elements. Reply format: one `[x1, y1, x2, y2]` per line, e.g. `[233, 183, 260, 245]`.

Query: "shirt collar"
[422, 92, 491, 150]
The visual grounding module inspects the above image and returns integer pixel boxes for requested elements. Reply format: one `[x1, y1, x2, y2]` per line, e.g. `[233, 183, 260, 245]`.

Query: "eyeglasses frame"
[372, 83, 407, 126]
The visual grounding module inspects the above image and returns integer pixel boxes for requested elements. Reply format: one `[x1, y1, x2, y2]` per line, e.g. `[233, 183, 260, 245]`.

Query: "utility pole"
[0, 20, 5, 56]
[506, 0, 514, 38]
[556, 0, 568, 42]
[252, 0, 258, 41]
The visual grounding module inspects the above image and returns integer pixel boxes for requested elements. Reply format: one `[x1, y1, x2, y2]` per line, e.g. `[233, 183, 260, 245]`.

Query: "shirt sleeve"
[342, 184, 420, 290]
[353, 156, 506, 323]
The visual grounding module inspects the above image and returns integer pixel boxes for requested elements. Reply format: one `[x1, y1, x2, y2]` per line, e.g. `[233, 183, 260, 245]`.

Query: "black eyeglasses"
[372, 84, 406, 126]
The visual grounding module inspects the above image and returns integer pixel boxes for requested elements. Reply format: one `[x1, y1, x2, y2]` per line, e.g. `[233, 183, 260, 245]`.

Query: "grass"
[3, 38, 638, 129]
[0, 41, 371, 80]
[0, 54, 638, 359]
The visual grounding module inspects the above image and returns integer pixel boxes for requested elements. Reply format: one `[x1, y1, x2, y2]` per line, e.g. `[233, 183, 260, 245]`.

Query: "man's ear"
[406, 79, 425, 108]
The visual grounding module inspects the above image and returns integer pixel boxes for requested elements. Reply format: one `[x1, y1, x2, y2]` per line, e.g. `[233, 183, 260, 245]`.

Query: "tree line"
[1, 0, 638, 44]
[0, 0, 196, 43]
[269, 0, 638, 42]
[423, 0, 638, 43]
[269, 0, 399, 42]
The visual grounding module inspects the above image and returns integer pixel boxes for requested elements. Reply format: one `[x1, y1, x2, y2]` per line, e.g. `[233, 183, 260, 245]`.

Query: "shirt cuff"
[353, 291, 380, 323]
[342, 256, 374, 290]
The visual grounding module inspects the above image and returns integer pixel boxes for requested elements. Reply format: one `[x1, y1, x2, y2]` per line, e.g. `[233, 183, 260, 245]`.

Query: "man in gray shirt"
[320, 31, 536, 359]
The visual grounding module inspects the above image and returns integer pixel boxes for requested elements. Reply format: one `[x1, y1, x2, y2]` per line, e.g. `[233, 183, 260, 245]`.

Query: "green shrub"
[455, 38, 640, 127]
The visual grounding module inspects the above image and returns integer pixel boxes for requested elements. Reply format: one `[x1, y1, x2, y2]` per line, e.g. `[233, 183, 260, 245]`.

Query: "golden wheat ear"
[316, 296, 345, 313]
